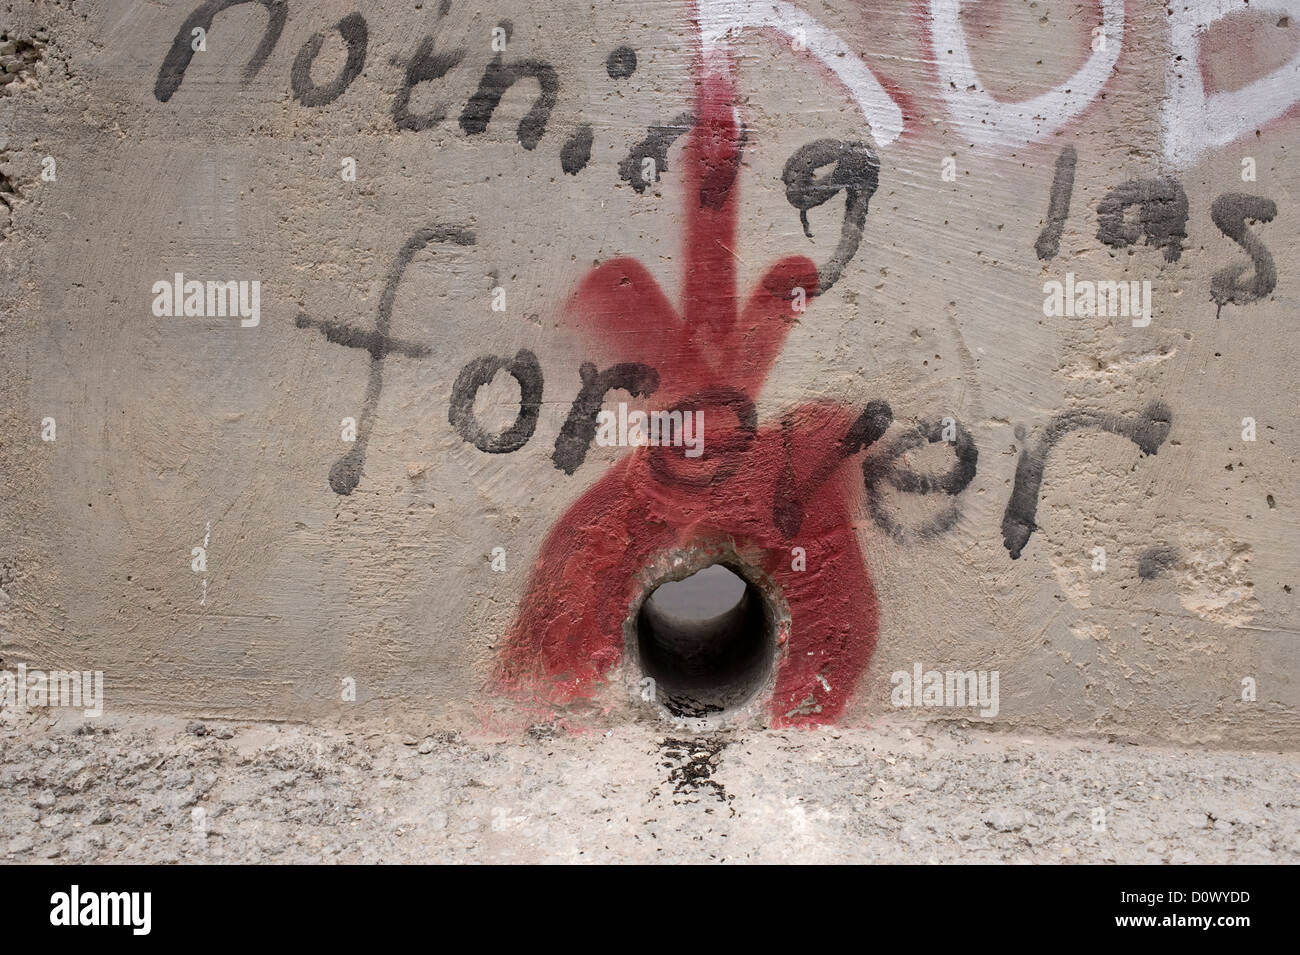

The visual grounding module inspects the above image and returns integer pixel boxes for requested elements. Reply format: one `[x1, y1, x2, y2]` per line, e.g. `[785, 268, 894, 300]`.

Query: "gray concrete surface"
[2, 711, 1295, 863]
[0, 2, 1297, 746]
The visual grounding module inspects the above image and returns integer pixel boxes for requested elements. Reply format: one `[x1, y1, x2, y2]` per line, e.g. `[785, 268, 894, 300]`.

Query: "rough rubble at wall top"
[0, 0, 1295, 747]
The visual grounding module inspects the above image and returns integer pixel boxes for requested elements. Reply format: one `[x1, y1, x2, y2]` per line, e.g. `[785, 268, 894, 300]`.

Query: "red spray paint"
[495, 35, 881, 727]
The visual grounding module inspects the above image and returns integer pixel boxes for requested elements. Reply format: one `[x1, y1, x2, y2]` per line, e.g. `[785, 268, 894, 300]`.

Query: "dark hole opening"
[636, 563, 773, 718]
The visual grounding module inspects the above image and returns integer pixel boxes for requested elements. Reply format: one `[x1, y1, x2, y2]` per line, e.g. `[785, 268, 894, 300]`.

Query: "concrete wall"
[1, 0, 1297, 744]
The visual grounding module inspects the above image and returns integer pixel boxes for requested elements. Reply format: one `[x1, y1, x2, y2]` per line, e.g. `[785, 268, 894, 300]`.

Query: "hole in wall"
[635, 563, 775, 718]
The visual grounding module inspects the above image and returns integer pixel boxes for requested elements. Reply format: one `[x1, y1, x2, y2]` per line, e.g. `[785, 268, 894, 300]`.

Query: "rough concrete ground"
[1, 713, 1296, 864]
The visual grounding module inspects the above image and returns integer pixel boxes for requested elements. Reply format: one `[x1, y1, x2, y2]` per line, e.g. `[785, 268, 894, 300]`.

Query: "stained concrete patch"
[1050, 551, 1093, 609]
[1176, 531, 1259, 626]
[1138, 545, 1179, 580]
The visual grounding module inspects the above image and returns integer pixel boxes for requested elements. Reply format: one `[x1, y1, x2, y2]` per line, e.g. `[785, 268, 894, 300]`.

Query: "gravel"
[0, 711, 1295, 863]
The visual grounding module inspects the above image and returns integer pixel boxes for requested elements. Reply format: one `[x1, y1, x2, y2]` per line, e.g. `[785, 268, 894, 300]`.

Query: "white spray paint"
[696, 0, 905, 146]
[929, 0, 1123, 150]
[1163, 0, 1300, 167]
